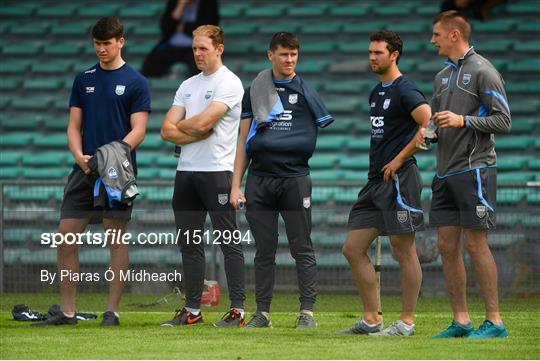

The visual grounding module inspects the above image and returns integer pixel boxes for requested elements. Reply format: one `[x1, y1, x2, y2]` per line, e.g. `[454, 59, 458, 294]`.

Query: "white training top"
[172, 65, 244, 172]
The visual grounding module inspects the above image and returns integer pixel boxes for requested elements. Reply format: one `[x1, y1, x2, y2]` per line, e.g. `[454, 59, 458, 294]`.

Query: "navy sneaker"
[31, 313, 77, 326]
[100, 311, 119, 326]
[245, 312, 272, 328]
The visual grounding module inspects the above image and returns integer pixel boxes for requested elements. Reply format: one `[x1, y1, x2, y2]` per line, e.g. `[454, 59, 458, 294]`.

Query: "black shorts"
[429, 167, 496, 229]
[348, 164, 424, 236]
[60, 168, 133, 223]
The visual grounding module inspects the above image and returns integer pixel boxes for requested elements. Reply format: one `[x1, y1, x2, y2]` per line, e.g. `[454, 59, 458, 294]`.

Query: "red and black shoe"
[161, 308, 203, 326]
[213, 309, 245, 327]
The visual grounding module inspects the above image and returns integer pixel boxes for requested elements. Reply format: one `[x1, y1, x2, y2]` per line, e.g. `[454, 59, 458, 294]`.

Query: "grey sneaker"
[213, 309, 245, 327]
[336, 317, 383, 335]
[295, 312, 317, 329]
[369, 320, 415, 336]
[245, 312, 272, 328]
[100, 311, 119, 326]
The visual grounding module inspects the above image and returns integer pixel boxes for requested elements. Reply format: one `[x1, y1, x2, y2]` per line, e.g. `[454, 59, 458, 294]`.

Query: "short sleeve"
[68, 75, 81, 108]
[400, 84, 428, 114]
[172, 82, 185, 107]
[241, 87, 253, 119]
[213, 75, 244, 110]
[130, 77, 151, 114]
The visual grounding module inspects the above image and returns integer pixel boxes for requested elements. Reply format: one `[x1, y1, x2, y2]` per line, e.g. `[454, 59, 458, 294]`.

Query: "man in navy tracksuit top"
[429, 11, 511, 339]
[230, 32, 333, 329]
[338, 31, 431, 337]
[33, 17, 150, 327]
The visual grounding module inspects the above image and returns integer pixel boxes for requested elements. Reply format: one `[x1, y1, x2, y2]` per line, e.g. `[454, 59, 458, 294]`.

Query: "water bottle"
[424, 118, 438, 146]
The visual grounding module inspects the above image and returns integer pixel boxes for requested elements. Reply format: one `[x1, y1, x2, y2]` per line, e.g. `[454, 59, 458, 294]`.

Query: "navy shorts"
[60, 168, 132, 224]
[348, 164, 425, 236]
[429, 167, 496, 229]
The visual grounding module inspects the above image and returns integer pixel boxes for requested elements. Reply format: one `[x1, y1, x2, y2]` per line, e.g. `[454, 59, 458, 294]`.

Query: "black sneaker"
[31, 312, 77, 326]
[245, 311, 272, 328]
[100, 311, 119, 326]
[213, 309, 245, 327]
[161, 308, 203, 326]
[295, 312, 317, 329]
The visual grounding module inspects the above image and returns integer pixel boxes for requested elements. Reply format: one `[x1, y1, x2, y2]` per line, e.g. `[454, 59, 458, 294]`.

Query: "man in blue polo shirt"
[338, 31, 431, 337]
[33, 17, 150, 327]
[230, 32, 333, 329]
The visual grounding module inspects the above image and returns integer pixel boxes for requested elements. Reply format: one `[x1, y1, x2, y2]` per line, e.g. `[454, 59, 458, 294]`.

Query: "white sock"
[114, 312, 119, 319]
[232, 308, 245, 318]
[300, 310, 313, 317]
[362, 318, 380, 327]
[185, 307, 200, 315]
[62, 312, 75, 318]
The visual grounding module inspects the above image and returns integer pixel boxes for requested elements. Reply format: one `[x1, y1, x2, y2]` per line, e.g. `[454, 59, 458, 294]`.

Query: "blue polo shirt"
[69, 63, 151, 171]
[368, 75, 427, 181]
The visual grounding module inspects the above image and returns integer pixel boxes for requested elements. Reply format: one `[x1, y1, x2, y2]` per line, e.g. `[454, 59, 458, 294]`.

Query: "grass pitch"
[0, 292, 539, 359]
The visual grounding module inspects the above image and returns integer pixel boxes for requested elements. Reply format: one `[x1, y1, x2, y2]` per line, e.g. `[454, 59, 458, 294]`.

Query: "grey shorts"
[348, 164, 424, 236]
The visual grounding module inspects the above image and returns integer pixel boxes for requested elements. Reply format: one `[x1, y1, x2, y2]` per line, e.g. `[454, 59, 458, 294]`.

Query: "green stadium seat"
[225, 40, 258, 54]
[309, 170, 344, 182]
[417, 60, 445, 73]
[22, 152, 68, 167]
[497, 156, 528, 171]
[403, 41, 425, 52]
[497, 188, 525, 205]
[32, 60, 74, 73]
[388, 22, 427, 33]
[33, 134, 68, 148]
[136, 153, 157, 167]
[329, 4, 369, 16]
[23, 167, 70, 179]
[316, 253, 349, 268]
[156, 156, 178, 167]
[342, 170, 368, 183]
[337, 41, 369, 53]
[149, 78, 180, 91]
[220, 3, 246, 17]
[522, 216, 540, 229]
[11, 95, 55, 110]
[316, 135, 347, 151]
[0, 61, 30, 74]
[324, 80, 370, 93]
[339, 156, 370, 170]
[343, 22, 387, 34]
[245, 5, 286, 17]
[296, 60, 330, 73]
[37, 4, 78, 16]
[322, 119, 351, 133]
[0, 133, 33, 147]
[255, 22, 299, 35]
[301, 41, 334, 53]
[3, 249, 32, 264]
[2, 43, 42, 55]
[5, 186, 52, 202]
[120, 4, 161, 17]
[497, 212, 522, 228]
[488, 233, 525, 248]
[496, 136, 534, 150]
[325, 98, 361, 113]
[221, 23, 256, 36]
[312, 186, 337, 203]
[10, 24, 49, 36]
[23, 79, 63, 91]
[43, 42, 84, 56]
[20, 250, 56, 264]
[3, 228, 46, 243]
[506, 81, 540, 94]
[372, 4, 413, 15]
[150, 98, 172, 112]
[78, 4, 119, 17]
[1, 115, 40, 130]
[507, 3, 540, 14]
[300, 23, 341, 34]
[471, 19, 515, 32]
[125, 42, 155, 55]
[535, 139, 540, 151]
[143, 186, 174, 202]
[0, 4, 37, 16]
[0, 167, 21, 179]
[333, 187, 360, 203]
[309, 154, 339, 169]
[476, 39, 513, 52]
[140, 134, 167, 150]
[507, 59, 540, 72]
[516, 22, 540, 32]
[0, 152, 20, 166]
[136, 168, 158, 181]
[346, 137, 371, 151]
[527, 192, 540, 205]
[79, 249, 110, 265]
[287, 5, 328, 16]
[132, 25, 161, 36]
[50, 22, 94, 36]
[513, 41, 540, 52]
[528, 158, 540, 170]
[416, 3, 440, 15]
[497, 172, 536, 184]
[509, 99, 540, 113]
[158, 168, 176, 181]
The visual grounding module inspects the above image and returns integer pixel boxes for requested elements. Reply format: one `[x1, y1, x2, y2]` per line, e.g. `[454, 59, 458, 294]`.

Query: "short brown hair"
[269, 32, 300, 51]
[434, 10, 472, 42]
[370, 30, 403, 64]
[192, 25, 224, 47]
[92, 17, 123, 40]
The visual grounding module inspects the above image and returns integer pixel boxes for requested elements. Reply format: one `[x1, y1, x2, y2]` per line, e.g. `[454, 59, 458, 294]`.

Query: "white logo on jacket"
[218, 193, 228, 205]
[397, 210, 408, 223]
[476, 205, 486, 218]
[108, 167, 118, 179]
[115, 85, 125, 95]
[303, 197, 311, 209]
[383, 98, 391, 110]
[86, 87, 94, 93]
[462, 74, 472, 85]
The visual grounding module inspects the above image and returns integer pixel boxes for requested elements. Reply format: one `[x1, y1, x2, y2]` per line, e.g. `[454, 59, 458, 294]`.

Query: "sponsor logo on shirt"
[270, 110, 293, 131]
[462, 73, 472, 85]
[288, 93, 298, 104]
[86, 87, 95, 93]
[371, 116, 384, 127]
[115, 85, 125, 96]
[378, 92, 385, 96]
[383, 98, 391, 110]
[371, 116, 384, 139]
